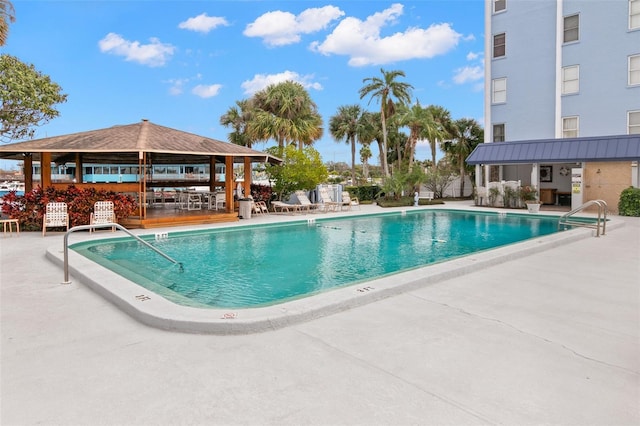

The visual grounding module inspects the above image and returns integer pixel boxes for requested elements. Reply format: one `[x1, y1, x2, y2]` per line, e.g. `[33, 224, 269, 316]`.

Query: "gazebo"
[0, 119, 282, 227]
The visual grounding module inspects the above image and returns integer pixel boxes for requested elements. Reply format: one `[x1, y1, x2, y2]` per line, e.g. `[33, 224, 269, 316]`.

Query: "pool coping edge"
[45, 217, 622, 335]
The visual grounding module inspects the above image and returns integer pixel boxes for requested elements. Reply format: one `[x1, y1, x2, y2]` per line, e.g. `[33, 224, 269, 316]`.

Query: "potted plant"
[519, 185, 541, 213]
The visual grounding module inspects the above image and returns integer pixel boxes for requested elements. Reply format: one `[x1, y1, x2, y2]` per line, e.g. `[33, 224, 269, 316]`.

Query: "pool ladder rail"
[558, 199, 608, 237]
[62, 223, 183, 284]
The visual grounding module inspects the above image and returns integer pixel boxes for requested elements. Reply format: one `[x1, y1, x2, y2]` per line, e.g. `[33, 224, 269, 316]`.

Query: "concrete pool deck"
[1, 201, 639, 425]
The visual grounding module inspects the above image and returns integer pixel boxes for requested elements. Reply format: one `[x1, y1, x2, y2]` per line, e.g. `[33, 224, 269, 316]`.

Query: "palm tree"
[358, 111, 385, 175]
[249, 80, 323, 150]
[397, 101, 432, 169]
[359, 143, 372, 181]
[329, 104, 363, 186]
[423, 105, 452, 171]
[441, 118, 483, 197]
[359, 68, 413, 177]
[385, 116, 406, 172]
[0, 0, 15, 46]
[219, 99, 257, 148]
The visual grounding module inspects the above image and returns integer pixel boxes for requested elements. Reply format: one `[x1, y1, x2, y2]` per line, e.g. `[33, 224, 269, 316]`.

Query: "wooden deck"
[120, 205, 239, 229]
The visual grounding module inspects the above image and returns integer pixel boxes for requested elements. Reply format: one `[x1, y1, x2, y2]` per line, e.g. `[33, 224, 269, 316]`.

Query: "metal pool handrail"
[558, 199, 608, 237]
[63, 223, 183, 284]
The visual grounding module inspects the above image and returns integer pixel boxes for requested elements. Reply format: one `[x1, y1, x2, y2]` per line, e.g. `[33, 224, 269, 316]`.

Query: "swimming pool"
[70, 210, 561, 310]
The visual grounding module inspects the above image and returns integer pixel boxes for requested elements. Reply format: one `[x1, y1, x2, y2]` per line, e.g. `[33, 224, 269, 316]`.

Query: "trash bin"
[238, 199, 252, 219]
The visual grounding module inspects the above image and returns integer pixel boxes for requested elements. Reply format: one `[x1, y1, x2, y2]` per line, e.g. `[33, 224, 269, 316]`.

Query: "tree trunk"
[377, 139, 387, 179]
[459, 160, 465, 198]
[350, 136, 356, 185]
[381, 113, 390, 177]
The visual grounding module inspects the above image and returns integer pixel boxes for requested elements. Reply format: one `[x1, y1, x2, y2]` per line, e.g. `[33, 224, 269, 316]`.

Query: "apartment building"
[467, 0, 640, 212]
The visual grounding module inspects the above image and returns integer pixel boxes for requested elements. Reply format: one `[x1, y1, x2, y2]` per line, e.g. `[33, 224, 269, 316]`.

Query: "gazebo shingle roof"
[0, 119, 281, 164]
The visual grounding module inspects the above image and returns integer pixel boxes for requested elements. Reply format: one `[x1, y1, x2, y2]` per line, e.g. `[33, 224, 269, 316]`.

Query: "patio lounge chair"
[295, 191, 322, 213]
[341, 191, 360, 210]
[272, 201, 301, 214]
[90, 201, 116, 233]
[318, 188, 340, 212]
[42, 202, 69, 236]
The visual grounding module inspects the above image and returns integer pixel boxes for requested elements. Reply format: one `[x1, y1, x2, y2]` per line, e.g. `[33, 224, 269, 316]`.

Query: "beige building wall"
[583, 162, 633, 214]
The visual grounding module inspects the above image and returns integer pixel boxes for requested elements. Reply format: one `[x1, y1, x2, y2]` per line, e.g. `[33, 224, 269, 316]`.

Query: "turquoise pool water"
[71, 210, 560, 309]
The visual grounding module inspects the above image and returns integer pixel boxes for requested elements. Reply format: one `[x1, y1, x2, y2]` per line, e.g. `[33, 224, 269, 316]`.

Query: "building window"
[629, 54, 640, 86]
[493, 124, 505, 142]
[564, 14, 579, 43]
[629, 110, 640, 134]
[562, 116, 579, 138]
[562, 65, 580, 94]
[494, 0, 506, 13]
[492, 78, 507, 104]
[631, 0, 640, 30]
[493, 33, 506, 58]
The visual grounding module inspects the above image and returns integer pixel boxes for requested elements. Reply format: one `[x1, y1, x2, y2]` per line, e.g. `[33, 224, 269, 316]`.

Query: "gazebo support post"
[225, 156, 233, 213]
[243, 156, 251, 197]
[75, 153, 83, 183]
[23, 154, 33, 192]
[40, 152, 52, 188]
[209, 156, 217, 192]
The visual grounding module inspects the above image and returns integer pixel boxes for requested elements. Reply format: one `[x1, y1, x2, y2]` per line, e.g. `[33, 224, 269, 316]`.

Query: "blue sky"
[3, 0, 485, 168]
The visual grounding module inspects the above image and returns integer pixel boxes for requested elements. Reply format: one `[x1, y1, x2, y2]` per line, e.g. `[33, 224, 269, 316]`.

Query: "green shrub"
[618, 186, 640, 216]
[375, 196, 444, 208]
[344, 185, 379, 202]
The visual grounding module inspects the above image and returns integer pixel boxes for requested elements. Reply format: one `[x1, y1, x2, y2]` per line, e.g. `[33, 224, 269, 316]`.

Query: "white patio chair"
[295, 191, 322, 213]
[42, 202, 69, 236]
[341, 191, 360, 210]
[250, 197, 269, 215]
[318, 188, 340, 212]
[90, 201, 116, 233]
[213, 192, 226, 211]
[187, 192, 202, 210]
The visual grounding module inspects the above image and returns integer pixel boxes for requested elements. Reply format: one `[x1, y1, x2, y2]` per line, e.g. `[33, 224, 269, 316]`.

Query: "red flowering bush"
[250, 184, 273, 203]
[1, 186, 137, 231]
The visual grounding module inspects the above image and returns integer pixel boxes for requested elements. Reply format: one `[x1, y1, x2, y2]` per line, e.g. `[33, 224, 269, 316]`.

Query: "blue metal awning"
[466, 134, 640, 165]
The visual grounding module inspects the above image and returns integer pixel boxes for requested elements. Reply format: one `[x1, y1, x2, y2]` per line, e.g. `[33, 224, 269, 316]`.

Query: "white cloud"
[466, 51, 480, 61]
[244, 6, 344, 47]
[167, 78, 189, 95]
[241, 70, 322, 95]
[98, 33, 175, 67]
[452, 65, 483, 84]
[178, 13, 229, 34]
[192, 84, 222, 98]
[310, 3, 461, 67]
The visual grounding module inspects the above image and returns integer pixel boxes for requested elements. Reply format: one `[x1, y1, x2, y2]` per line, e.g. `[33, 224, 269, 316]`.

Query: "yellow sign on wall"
[572, 183, 581, 194]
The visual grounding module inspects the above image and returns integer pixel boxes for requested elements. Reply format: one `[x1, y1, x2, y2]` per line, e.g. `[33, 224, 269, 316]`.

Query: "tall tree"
[0, 54, 68, 143]
[359, 143, 372, 181]
[441, 118, 483, 197]
[219, 99, 257, 148]
[397, 101, 432, 169]
[265, 144, 328, 200]
[0, 0, 15, 46]
[249, 80, 323, 150]
[359, 68, 413, 177]
[357, 111, 383, 170]
[384, 116, 406, 173]
[423, 105, 452, 171]
[329, 104, 363, 186]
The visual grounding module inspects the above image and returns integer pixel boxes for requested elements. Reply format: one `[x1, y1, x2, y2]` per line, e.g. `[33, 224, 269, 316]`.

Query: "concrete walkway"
[1, 203, 638, 425]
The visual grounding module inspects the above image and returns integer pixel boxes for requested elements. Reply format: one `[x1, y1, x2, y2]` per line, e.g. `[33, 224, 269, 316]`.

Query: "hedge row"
[1, 186, 138, 231]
